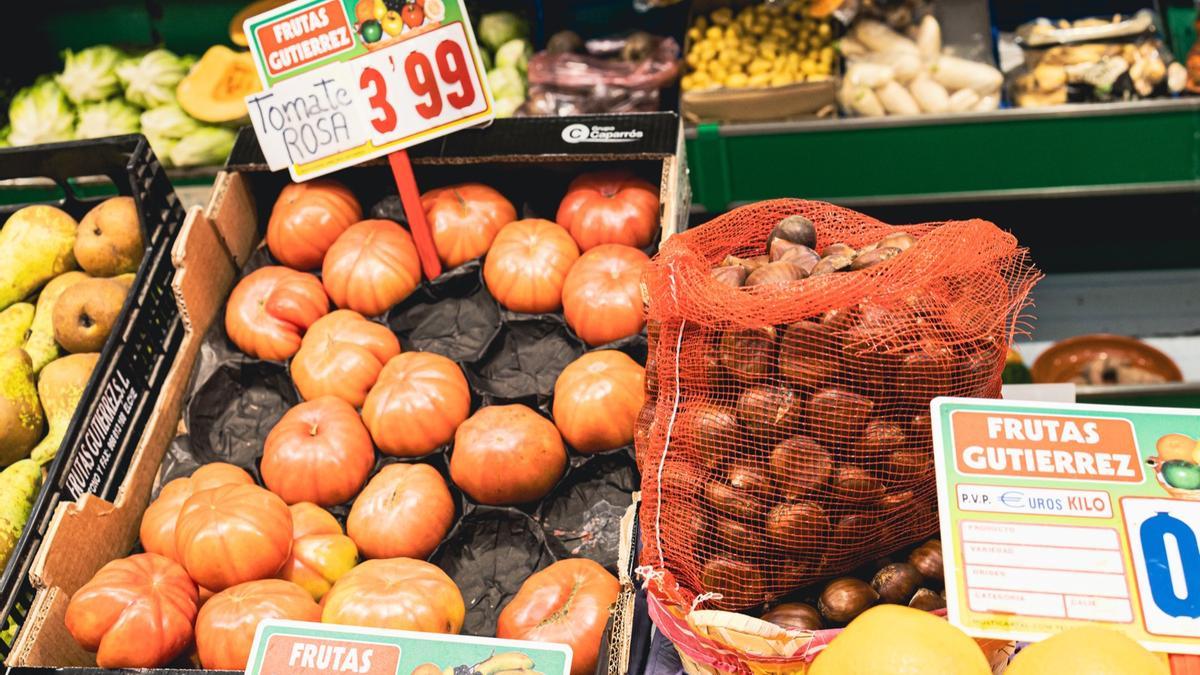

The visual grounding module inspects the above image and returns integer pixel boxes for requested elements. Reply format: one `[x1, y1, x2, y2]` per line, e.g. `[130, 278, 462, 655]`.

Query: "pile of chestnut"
[761, 539, 945, 631]
[711, 215, 917, 289]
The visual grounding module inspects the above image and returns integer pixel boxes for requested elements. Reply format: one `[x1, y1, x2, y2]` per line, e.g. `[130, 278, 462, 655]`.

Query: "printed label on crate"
[932, 397, 1200, 653]
[243, 0, 493, 180]
[245, 620, 570, 675]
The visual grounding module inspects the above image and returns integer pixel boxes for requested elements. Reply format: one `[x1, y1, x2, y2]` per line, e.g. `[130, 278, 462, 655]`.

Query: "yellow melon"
[810, 605, 990, 675]
[176, 45, 260, 123]
[1006, 626, 1168, 675]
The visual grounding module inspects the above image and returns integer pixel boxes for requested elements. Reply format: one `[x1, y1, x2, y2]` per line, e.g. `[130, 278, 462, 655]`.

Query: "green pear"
[30, 352, 99, 466]
[0, 349, 44, 465]
[0, 459, 41, 568]
[0, 205, 78, 312]
[0, 303, 33, 353]
[22, 271, 88, 373]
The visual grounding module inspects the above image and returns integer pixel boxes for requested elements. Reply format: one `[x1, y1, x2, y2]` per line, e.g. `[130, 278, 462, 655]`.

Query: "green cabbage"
[495, 39, 531, 75]
[117, 49, 193, 109]
[478, 11, 529, 52]
[480, 46, 493, 72]
[7, 79, 75, 146]
[493, 96, 524, 119]
[144, 133, 178, 167]
[56, 45, 124, 104]
[75, 99, 141, 139]
[168, 126, 235, 167]
[140, 103, 201, 140]
[487, 67, 526, 101]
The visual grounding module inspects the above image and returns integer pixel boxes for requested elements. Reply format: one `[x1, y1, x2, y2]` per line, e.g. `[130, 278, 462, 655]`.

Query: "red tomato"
[322, 219, 422, 317]
[420, 183, 516, 268]
[267, 179, 362, 270]
[483, 219, 580, 313]
[450, 404, 567, 505]
[347, 463, 454, 560]
[322, 558, 465, 633]
[561, 244, 649, 346]
[361, 351, 471, 457]
[289, 501, 342, 538]
[174, 484, 294, 591]
[556, 171, 660, 251]
[65, 553, 199, 668]
[553, 350, 646, 454]
[279, 503, 358, 601]
[497, 559, 621, 675]
[225, 266, 329, 361]
[290, 310, 401, 408]
[195, 579, 321, 670]
[140, 463, 254, 563]
[261, 397, 375, 506]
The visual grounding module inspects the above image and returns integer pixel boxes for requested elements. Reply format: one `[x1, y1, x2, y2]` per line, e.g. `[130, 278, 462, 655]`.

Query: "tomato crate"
[0, 136, 188, 660]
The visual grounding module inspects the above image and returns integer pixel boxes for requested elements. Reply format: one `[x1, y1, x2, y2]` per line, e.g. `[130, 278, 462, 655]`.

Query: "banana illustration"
[473, 652, 535, 675]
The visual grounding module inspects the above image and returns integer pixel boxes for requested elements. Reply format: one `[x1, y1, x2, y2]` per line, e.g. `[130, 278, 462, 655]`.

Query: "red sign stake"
[388, 149, 442, 280]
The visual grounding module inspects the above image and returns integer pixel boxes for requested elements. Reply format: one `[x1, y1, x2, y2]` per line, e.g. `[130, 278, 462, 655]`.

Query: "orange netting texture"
[636, 199, 1041, 610]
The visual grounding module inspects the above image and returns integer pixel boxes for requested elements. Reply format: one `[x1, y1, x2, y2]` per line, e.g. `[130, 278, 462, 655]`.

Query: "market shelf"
[685, 98, 1200, 213]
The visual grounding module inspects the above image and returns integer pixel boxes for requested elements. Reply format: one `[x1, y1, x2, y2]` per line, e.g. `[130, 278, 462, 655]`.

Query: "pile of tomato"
[62, 170, 662, 674]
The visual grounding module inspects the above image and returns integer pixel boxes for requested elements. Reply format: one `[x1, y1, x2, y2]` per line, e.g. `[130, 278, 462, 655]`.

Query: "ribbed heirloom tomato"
[225, 266, 329, 360]
[323, 558, 465, 633]
[451, 404, 567, 505]
[561, 244, 649, 346]
[140, 462, 254, 563]
[267, 179, 362, 270]
[322, 219, 422, 317]
[279, 503, 358, 601]
[261, 397, 375, 506]
[195, 579, 320, 670]
[420, 183, 516, 268]
[361, 351, 471, 457]
[65, 553, 199, 668]
[483, 219, 580, 313]
[291, 310, 401, 407]
[347, 463, 455, 560]
[497, 558, 621, 675]
[174, 483, 293, 591]
[556, 170, 660, 251]
[553, 351, 646, 454]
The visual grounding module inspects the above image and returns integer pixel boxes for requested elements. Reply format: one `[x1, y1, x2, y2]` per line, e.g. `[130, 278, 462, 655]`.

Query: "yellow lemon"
[810, 605, 990, 675]
[1006, 626, 1168, 675]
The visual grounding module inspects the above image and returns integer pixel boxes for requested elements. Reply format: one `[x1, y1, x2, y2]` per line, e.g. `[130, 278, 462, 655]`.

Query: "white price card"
[242, 0, 493, 181]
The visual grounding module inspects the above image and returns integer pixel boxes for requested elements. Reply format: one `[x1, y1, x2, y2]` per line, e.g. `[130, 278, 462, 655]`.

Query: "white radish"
[846, 61, 896, 88]
[930, 55, 1003, 94]
[916, 15, 942, 59]
[947, 88, 981, 112]
[840, 82, 886, 117]
[908, 76, 950, 113]
[876, 81, 920, 116]
[889, 52, 922, 83]
[839, 37, 869, 58]
[852, 19, 919, 54]
[973, 93, 1000, 111]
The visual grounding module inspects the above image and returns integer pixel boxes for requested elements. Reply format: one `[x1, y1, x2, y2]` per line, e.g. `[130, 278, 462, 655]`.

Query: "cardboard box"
[9, 113, 687, 669]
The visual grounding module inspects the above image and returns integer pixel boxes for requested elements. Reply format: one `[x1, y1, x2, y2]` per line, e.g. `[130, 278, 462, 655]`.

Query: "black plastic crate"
[0, 135, 186, 660]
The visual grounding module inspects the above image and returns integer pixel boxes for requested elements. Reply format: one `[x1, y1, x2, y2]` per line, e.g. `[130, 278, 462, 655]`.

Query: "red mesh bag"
[637, 199, 1040, 613]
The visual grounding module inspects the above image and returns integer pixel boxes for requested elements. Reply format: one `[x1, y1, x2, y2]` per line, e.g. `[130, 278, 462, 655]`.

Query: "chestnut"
[806, 389, 874, 440]
[877, 231, 916, 251]
[818, 577, 878, 624]
[778, 322, 835, 391]
[831, 466, 885, 503]
[888, 449, 935, 488]
[728, 460, 774, 501]
[820, 243, 856, 258]
[712, 265, 748, 288]
[700, 558, 766, 610]
[909, 540, 944, 585]
[677, 404, 739, 470]
[718, 327, 777, 383]
[851, 420, 907, 464]
[762, 602, 823, 631]
[705, 480, 763, 521]
[766, 501, 829, 553]
[722, 254, 767, 272]
[769, 436, 833, 500]
[811, 254, 854, 276]
[745, 260, 808, 287]
[878, 490, 917, 515]
[871, 562, 921, 604]
[850, 246, 902, 270]
[768, 214, 817, 250]
[773, 242, 821, 273]
[737, 385, 802, 439]
[711, 514, 763, 550]
[908, 588, 946, 611]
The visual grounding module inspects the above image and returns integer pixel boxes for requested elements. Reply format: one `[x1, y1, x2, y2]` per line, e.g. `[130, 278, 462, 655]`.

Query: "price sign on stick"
[931, 397, 1200, 654]
[242, 0, 496, 278]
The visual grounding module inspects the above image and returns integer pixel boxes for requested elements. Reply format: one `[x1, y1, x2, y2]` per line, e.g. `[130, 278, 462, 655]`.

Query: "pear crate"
[0, 135, 187, 659]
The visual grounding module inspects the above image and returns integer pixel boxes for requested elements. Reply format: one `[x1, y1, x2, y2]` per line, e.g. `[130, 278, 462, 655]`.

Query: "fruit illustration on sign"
[401, 2, 425, 28]
[1161, 460, 1200, 491]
